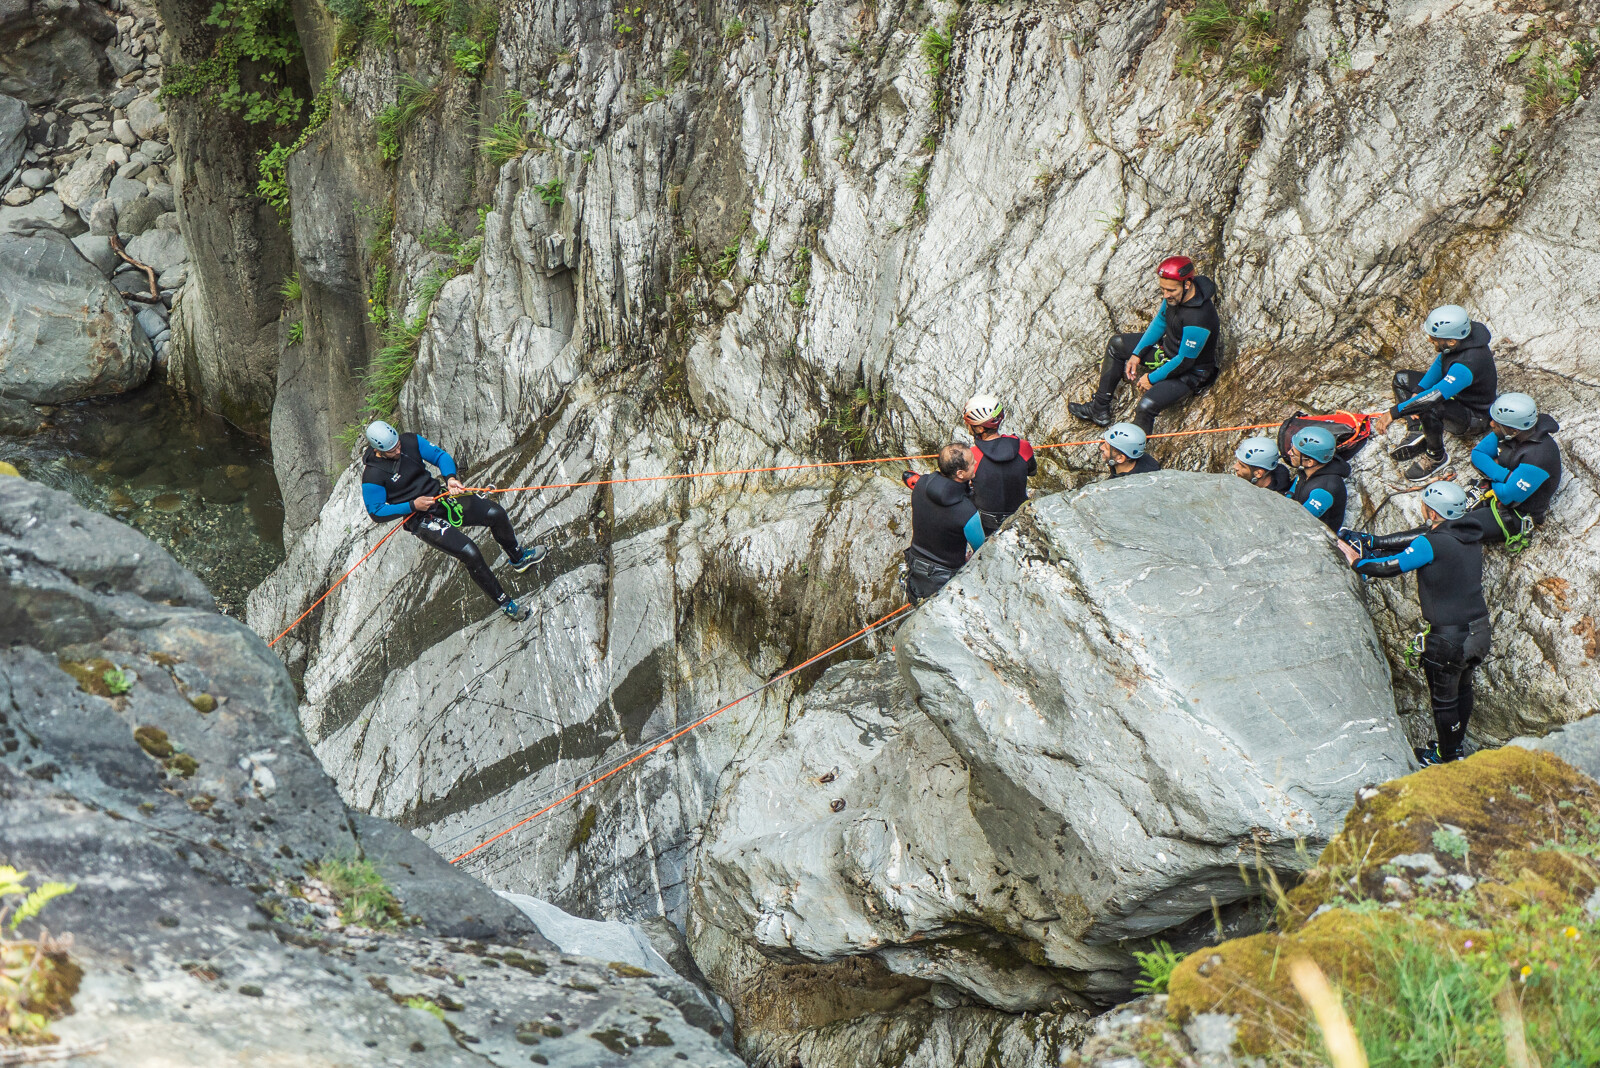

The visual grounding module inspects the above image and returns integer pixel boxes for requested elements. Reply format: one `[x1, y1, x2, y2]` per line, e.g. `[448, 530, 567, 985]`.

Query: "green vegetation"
[376, 75, 442, 163]
[481, 91, 538, 166]
[452, 35, 490, 76]
[1522, 46, 1591, 121]
[533, 178, 565, 209]
[256, 52, 354, 220]
[0, 867, 78, 1044]
[668, 48, 692, 83]
[420, 220, 484, 271]
[278, 271, 301, 301]
[1184, 0, 1237, 51]
[819, 386, 887, 452]
[308, 857, 403, 929]
[1131, 941, 1185, 994]
[101, 667, 132, 695]
[722, 16, 745, 40]
[163, 0, 305, 127]
[613, 4, 643, 36]
[640, 84, 668, 103]
[287, 320, 304, 345]
[1179, 0, 1282, 88]
[367, 261, 391, 324]
[904, 165, 929, 212]
[404, 995, 446, 1021]
[922, 21, 954, 77]
[788, 246, 811, 307]
[713, 241, 740, 277]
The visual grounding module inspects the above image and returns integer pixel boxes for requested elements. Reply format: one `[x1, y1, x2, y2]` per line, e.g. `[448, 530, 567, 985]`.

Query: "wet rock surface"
[0, 475, 738, 1065]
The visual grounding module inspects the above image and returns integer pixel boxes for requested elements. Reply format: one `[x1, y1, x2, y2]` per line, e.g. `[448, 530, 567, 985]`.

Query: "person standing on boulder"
[1338, 482, 1489, 765]
[961, 394, 1036, 535]
[1370, 305, 1498, 482]
[1466, 392, 1562, 550]
[1068, 255, 1221, 434]
[1285, 425, 1349, 531]
[1101, 423, 1161, 478]
[901, 444, 985, 605]
[360, 420, 546, 622]
[1232, 436, 1292, 492]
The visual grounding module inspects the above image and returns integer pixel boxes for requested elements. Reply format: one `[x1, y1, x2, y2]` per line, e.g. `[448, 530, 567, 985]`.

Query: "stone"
[498, 893, 678, 977]
[106, 45, 142, 77]
[1390, 853, 1448, 879]
[154, 209, 179, 232]
[104, 142, 128, 166]
[157, 263, 187, 289]
[145, 179, 174, 210]
[116, 193, 161, 235]
[0, 191, 81, 236]
[67, 119, 88, 145]
[1511, 712, 1600, 783]
[70, 232, 117, 276]
[1184, 1013, 1240, 1059]
[0, 478, 738, 1066]
[19, 167, 52, 189]
[125, 94, 166, 140]
[110, 86, 138, 109]
[111, 117, 137, 146]
[0, 93, 26, 177]
[124, 227, 187, 272]
[136, 305, 168, 339]
[0, 394, 42, 434]
[86, 197, 117, 235]
[104, 173, 147, 214]
[112, 270, 153, 296]
[2, 187, 31, 206]
[1383, 876, 1414, 900]
[897, 475, 1412, 943]
[53, 152, 113, 212]
[0, 230, 153, 402]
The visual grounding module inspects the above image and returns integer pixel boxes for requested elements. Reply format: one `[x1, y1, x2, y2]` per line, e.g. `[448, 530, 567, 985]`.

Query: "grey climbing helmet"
[366, 420, 400, 451]
[1290, 424, 1337, 464]
[1423, 305, 1472, 341]
[1422, 480, 1470, 520]
[1489, 392, 1538, 432]
[1104, 422, 1147, 459]
[1234, 436, 1280, 471]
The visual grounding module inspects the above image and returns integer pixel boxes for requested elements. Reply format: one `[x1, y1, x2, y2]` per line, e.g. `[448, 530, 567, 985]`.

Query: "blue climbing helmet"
[1104, 422, 1146, 460]
[1290, 424, 1337, 464]
[1234, 436, 1280, 471]
[1422, 480, 1470, 520]
[1489, 392, 1538, 432]
[1423, 305, 1472, 341]
[366, 420, 400, 451]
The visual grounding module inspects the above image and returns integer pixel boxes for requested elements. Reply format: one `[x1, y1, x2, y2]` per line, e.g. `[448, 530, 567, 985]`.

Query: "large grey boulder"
[897, 473, 1413, 944]
[52, 150, 113, 211]
[0, 189, 82, 235]
[124, 225, 186, 271]
[1510, 713, 1600, 783]
[0, 93, 26, 177]
[0, 229, 151, 401]
[0, 478, 738, 1066]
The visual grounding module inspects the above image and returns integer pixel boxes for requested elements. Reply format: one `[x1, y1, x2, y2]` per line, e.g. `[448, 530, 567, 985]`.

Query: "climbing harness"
[1405, 621, 1432, 670]
[439, 494, 465, 528]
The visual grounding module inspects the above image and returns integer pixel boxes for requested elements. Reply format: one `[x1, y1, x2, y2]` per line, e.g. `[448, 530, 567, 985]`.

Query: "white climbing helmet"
[1234, 436, 1280, 471]
[1104, 422, 1147, 459]
[963, 394, 1005, 428]
[1422, 480, 1470, 520]
[1423, 305, 1472, 341]
[366, 420, 400, 451]
[1489, 393, 1538, 432]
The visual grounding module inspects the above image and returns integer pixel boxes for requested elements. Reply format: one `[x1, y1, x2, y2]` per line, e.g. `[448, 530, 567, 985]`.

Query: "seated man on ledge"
[901, 444, 985, 606]
[360, 420, 546, 622]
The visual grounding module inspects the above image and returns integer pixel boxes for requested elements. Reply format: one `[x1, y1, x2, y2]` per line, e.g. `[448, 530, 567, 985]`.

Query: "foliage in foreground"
[306, 857, 402, 929]
[0, 868, 78, 1045]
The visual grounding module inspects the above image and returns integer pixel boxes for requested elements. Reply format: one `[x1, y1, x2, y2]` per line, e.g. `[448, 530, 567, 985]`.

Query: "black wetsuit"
[361, 433, 523, 606]
[1092, 276, 1223, 432]
[1261, 464, 1294, 493]
[1391, 322, 1498, 457]
[1109, 455, 1163, 478]
[1469, 413, 1562, 544]
[1355, 515, 1490, 760]
[906, 473, 985, 604]
[1286, 457, 1350, 532]
[969, 434, 1036, 534]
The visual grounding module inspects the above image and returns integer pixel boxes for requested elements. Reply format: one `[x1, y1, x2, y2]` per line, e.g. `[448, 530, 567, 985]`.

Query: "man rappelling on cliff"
[360, 420, 546, 622]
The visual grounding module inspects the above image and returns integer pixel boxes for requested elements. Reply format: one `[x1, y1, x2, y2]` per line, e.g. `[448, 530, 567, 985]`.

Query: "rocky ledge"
[0, 473, 736, 1065]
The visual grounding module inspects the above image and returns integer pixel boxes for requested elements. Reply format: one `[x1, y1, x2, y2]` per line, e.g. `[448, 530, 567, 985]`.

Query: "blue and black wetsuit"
[361, 433, 524, 606]
[1110, 454, 1163, 478]
[1390, 322, 1498, 458]
[1354, 515, 1490, 761]
[970, 435, 1036, 535]
[1091, 276, 1222, 432]
[1469, 413, 1561, 543]
[906, 472, 985, 604]
[1286, 457, 1350, 531]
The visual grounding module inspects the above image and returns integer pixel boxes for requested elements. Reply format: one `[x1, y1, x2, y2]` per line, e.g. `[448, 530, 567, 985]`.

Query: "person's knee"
[455, 540, 485, 568]
[1392, 370, 1421, 403]
[1135, 395, 1162, 420]
[483, 502, 507, 524]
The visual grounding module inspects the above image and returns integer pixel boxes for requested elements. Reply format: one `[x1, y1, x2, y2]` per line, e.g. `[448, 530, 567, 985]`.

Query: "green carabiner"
[440, 495, 465, 528]
[1404, 622, 1431, 670]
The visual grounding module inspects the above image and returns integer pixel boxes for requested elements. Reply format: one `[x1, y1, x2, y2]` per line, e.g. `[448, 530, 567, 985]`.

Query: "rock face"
[0, 229, 152, 402]
[0, 475, 738, 1066]
[690, 474, 1410, 1059]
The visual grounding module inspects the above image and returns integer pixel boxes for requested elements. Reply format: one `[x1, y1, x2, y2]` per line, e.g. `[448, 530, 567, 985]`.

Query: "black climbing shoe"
[1068, 400, 1113, 428]
[1390, 434, 1429, 462]
[501, 599, 530, 622]
[1413, 743, 1443, 767]
[508, 546, 547, 573]
[1404, 452, 1449, 483]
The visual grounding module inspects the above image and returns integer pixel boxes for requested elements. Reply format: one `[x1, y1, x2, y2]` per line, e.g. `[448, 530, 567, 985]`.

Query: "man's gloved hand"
[901, 470, 920, 489]
[1337, 528, 1374, 552]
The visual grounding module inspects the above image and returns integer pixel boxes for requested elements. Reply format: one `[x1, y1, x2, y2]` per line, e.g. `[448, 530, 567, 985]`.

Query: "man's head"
[1232, 436, 1280, 483]
[1288, 425, 1336, 471]
[1421, 480, 1469, 524]
[962, 393, 1005, 437]
[1488, 392, 1539, 439]
[1423, 305, 1472, 351]
[1100, 423, 1147, 467]
[367, 420, 402, 458]
[938, 443, 976, 482]
[1156, 255, 1195, 306]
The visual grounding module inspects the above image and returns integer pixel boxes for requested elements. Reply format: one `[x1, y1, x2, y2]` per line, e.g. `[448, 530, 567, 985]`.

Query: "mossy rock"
[165, 753, 200, 778]
[133, 725, 174, 759]
[57, 657, 117, 697]
[608, 961, 653, 978]
[189, 693, 217, 714]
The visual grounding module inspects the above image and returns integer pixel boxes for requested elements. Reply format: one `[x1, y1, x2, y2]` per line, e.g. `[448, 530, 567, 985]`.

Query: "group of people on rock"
[904, 255, 1566, 767]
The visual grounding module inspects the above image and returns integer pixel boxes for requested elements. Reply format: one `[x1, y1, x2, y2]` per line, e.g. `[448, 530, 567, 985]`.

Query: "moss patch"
[57, 657, 117, 697]
[133, 726, 174, 759]
[567, 805, 598, 853]
[607, 961, 652, 978]
[189, 693, 217, 714]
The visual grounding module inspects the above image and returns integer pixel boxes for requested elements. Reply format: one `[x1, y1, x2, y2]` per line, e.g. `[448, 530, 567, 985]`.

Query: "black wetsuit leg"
[410, 511, 509, 605]
[1393, 370, 1473, 457]
[1421, 617, 1490, 759]
[1133, 378, 1195, 434]
[455, 494, 521, 557]
[1093, 333, 1145, 407]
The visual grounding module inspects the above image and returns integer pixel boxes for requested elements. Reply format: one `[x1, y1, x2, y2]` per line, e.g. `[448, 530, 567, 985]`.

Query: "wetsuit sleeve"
[362, 482, 413, 518]
[1491, 463, 1550, 507]
[1470, 434, 1509, 481]
[963, 512, 986, 552]
[1393, 355, 1468, 415]
[1147, 325, 1210, 384]
[1020, 439, 1036, 477]
[416, 435, 458, 478]
[1354, 534, 1434, 578]
[1301, 487, 1335, 519]
[1132, 302, 1168, 356]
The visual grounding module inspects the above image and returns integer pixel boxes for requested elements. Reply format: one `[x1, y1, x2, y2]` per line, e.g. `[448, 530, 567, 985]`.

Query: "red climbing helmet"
[1157, 255, 1195, 281]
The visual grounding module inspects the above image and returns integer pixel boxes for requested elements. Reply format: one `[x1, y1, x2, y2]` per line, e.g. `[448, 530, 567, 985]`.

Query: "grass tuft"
[307, 857, 403, 929]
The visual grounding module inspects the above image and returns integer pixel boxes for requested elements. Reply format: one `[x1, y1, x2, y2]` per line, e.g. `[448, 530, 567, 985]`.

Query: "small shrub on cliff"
[0, 867, 78, 1044]
[307, 857, 402, 929]
[481, 92, 536, 166]
[376, 76, 442, 164]
[325, 0, 368, 26]
[1131, 941, 1185, 994]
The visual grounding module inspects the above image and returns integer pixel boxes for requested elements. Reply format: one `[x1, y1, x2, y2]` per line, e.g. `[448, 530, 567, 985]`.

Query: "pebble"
[106, 144, 129, 166]
[113, 118, 138, 146]
[149, 494, 184, 512]
[68, 102, 103, 116]
[2, 188, 33, 206]
[20, 168, 52, 190]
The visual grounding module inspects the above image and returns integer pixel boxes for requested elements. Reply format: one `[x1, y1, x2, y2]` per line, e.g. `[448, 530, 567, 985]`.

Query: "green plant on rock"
[788, 246, 811, 307]
[0, 867, 78, 1044]
[667, 48, 692, 83]
[367, 262, 391, 324]
[307, 857, 402, 928]
[921, 20, 954, 78]
[452, 35, 490, 76]
[102, 667, 132, 695]
[722, 16, 744, 41]
[1524, 51, 1586, 121]
[164, 0, 306, 128]
[255, 52, 355, 221]
[481, 91, 538, 166]
[340, 266, 453, 446]
[904, 165, 929, 212]
[713, 241, 740, 277]
[1184, 0, 1237, 52]
[326, 0, 368, 26]
[287, 320, 304, 344]
[818, 386, 887, 451]
[533, 178, 564, 209]
[376, 75, 442, 163]
[1131, 940, 1185, 994]
[279, 271, 301, 301]
[640, 83, 668, 103]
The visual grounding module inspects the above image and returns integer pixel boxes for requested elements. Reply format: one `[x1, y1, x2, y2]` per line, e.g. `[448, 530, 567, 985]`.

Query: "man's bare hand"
[1124, 355, 1142, 381]
[1371, 411, 1394, 434]
[1336, 540, 1362, 565]
[1136, 374, 1152, 391]
[413, 495, 436, 512]
[445, 477, 466, 495]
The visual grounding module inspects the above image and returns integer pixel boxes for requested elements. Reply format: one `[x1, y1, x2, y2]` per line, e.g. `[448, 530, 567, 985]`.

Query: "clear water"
[0, 384, 285, 618]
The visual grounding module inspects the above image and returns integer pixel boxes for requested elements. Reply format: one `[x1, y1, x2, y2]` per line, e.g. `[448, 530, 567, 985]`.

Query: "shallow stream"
[1, 384, 285, 617]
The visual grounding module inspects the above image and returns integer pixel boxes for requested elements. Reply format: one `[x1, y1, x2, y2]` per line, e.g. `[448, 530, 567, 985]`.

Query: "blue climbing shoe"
[509, 545, 547, 573]
[1413, 743, 1444, 767]
[501, 599, 530, 622]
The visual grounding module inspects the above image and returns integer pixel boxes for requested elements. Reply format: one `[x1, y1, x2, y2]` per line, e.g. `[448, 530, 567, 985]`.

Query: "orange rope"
[267, 523, 404, 647]
[448, 603, 913, 863]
